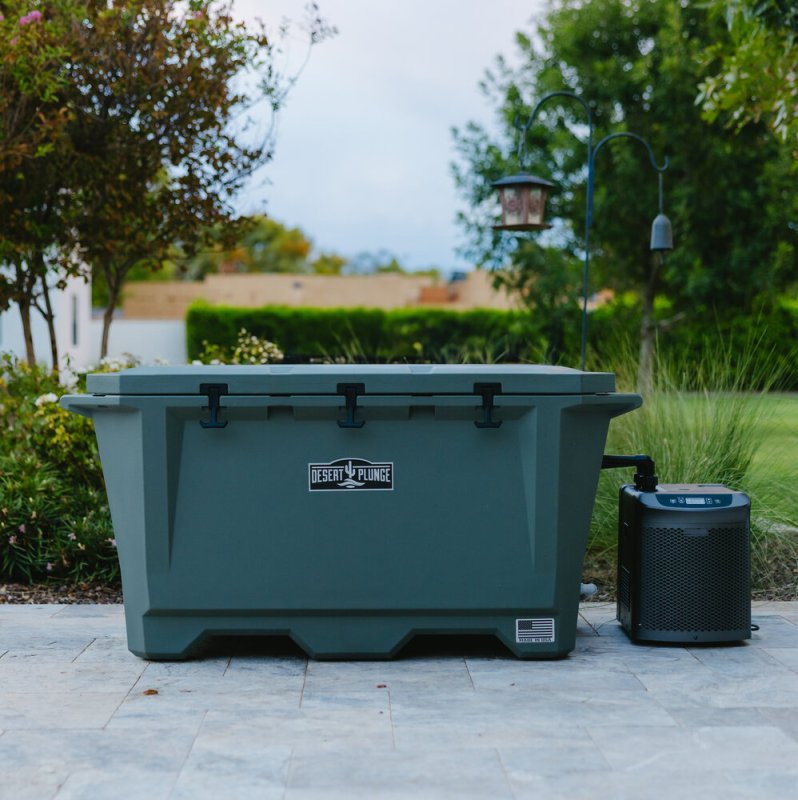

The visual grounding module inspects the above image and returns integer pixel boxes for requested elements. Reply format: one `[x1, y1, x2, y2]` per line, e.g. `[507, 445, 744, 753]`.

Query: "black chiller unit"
[601, 455, 751, 644]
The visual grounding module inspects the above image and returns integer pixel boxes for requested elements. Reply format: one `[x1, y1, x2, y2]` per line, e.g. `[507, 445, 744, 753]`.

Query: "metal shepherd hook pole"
[510, 92, 671, 371]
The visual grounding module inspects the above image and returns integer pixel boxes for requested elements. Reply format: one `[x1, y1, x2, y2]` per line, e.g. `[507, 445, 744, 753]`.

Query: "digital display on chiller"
[685, 497, 707, 505]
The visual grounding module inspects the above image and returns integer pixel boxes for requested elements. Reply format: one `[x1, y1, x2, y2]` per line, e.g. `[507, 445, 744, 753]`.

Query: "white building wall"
[1, 268, 188, 369]
[89, 318, 186, 365]
[0, 272, 93, 372]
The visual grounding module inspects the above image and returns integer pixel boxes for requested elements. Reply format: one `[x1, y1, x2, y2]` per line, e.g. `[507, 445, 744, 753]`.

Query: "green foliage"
[179, 217, 314, 279]
[186, 297, 798, 385]
[195, 328, 284, 365]
[452, 0, 798, 324]
[0, 355, 118, 584]
[185, 301, 544, 363]
[698, 0, 798, 148]
[0, 2, 334, 363]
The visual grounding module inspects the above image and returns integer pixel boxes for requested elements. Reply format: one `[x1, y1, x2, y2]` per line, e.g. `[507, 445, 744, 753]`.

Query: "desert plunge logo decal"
[308, 458, 394, 492]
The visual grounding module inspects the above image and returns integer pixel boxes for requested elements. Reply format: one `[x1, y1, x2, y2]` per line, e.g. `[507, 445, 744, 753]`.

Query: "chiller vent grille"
[640, 525, 750, 633]
[618, 565, 631, 612]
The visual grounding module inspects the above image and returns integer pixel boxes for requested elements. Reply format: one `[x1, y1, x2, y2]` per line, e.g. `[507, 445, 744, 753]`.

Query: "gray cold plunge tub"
[61, 364, 641, 660]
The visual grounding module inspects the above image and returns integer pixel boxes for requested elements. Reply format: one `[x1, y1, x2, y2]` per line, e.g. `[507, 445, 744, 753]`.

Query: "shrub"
[195, 328, 285, 365]
[185, 301, 544, 363]
[0, 355, 118, 584]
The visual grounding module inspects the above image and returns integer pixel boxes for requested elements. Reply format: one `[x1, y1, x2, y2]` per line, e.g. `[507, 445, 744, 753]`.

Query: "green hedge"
[186, 301, 546, 363]
[185, 298, 798, 387]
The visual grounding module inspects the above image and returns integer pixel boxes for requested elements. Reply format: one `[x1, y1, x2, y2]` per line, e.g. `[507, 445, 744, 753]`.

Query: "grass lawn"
[748, 393, 798, 521]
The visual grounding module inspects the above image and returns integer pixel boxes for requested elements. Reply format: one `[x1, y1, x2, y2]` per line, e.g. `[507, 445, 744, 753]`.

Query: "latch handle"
[199, 383, 229, 429]
[337, 383, 366, 429]
[474, 382, 502, 429]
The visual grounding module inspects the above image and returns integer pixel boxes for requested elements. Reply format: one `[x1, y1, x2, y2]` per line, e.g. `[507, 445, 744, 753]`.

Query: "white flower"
[35, 393, 59, 407]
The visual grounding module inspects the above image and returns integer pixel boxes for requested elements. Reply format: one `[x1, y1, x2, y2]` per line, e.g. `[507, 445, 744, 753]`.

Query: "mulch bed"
[1, 548, 795, 606]
[0, 583, 122, 604]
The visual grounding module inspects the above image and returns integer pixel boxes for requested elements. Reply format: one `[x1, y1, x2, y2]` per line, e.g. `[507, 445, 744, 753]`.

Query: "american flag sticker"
[516, 618, 555, 644]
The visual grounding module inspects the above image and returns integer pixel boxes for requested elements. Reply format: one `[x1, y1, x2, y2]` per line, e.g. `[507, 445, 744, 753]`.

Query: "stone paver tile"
[0, 728, 193, 777]
[199, 701, 394, 750]
[225, 654, 307, 680]
[566, 642, 703, 674]
[0, 773, 64, 800]
[72, 637, 139, 664]
[686, 644, 795, 676]
[304, 657, 473, 694]
[285, 748, 514, 800]
[0, 636, 100, 663]
[0, 605, 66, 616]
[505, 766, 757, 800]
[171, 743, 291, 800]
[111, 680, 303, 720]
[748, 615, 798, 647]
[661, 705, 771, 728]
[758, 706, 798, 742]
[589, 724, 798, 773]
[465, 661, 644, 691]
[0, 661, 145, 693]
[105, 699, 207, 735]
[52, 605, 125, 618]
[141, 657, 231, 678]
[763, 648, 798, 671]
[54, 768, 175, 800]
[0, 692, 123, 729]
[389, 688, 677, 748]
[752, 602, 798, 619]
[637, 671, 798, 708]
[498, 740, 610, 780]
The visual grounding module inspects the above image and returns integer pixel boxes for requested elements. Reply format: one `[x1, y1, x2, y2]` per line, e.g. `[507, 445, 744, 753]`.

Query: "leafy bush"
[195, 328, 284, 365]
[0, 355, 118, 584]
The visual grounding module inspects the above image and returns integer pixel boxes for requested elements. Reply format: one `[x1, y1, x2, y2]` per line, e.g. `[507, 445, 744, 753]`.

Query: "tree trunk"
[637, 254, 662, 393]
[18, 301, 37, 368]
[100, 301, 114, 361]
[99, 261, 122, 361]
[39, 273, 60, 375]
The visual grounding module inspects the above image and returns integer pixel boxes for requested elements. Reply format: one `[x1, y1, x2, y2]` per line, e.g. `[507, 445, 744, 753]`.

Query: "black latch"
[337, 382, 366, 429]
[199, 383, 229, 429]
[474, 382, 502, 429]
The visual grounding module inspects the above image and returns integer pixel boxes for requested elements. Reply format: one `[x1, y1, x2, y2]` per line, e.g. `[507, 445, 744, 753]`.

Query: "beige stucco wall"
[120, 270, 520, 320]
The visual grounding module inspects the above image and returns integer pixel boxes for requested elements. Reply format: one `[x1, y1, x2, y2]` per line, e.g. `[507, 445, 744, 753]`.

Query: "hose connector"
[601, 454, 658, 492]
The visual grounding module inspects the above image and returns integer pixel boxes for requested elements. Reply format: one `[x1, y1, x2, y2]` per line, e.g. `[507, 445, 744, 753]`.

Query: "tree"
[66, 1, 334, 359]
[0, 5, 81, 368]
[0, 1, 334, 363]
[453, 0, 798, 379]
[698, 0, 798, 150]
[173, 216, 347, 278]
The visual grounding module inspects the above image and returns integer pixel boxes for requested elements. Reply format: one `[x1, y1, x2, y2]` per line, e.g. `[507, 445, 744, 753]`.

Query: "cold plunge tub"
[61, 364, 641, 660]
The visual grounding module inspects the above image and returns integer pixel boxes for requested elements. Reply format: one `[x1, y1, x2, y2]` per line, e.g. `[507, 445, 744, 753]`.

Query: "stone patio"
[1, 601, 797, 799]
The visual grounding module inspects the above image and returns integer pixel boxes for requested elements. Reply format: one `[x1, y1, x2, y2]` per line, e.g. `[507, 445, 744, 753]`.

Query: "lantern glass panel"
[527, 187, 544, 226]
[500, 187, 524, 227]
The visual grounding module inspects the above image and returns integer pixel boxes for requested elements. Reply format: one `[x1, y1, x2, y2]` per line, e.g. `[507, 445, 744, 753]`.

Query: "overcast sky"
[232, 0, 546, 272]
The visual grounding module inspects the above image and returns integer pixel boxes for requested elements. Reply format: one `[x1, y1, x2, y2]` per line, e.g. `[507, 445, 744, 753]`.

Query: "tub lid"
[86, 364, 618, 395]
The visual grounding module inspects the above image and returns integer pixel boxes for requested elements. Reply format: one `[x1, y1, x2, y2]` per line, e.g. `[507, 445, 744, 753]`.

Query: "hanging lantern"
[492, 173, 555, 231]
